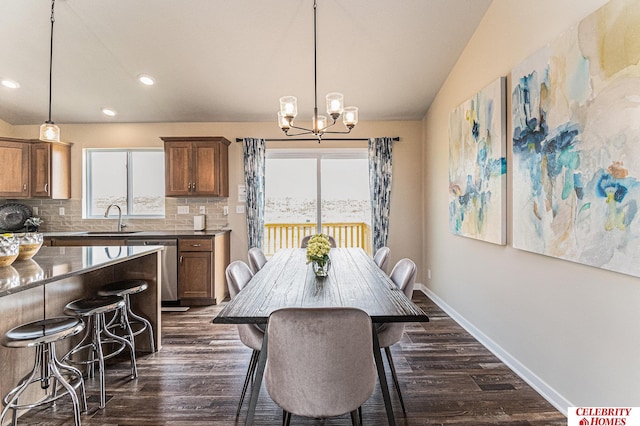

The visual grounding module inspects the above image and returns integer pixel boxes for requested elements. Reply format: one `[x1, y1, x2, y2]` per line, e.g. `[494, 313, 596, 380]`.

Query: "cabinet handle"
[180, 255, 183, 263]
[192, 182, 196, 191]
[187, 182, 191, 190]
[191, 244, 201, 247]
[23, 183, 27, 192]
[44, 183, 49, 193]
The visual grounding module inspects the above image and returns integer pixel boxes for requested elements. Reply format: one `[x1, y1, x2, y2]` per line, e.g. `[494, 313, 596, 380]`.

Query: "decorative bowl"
[15, 232, 43, 261]
[0, 234, 19, 267]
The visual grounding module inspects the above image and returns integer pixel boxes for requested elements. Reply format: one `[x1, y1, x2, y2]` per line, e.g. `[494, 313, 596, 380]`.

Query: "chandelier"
[39, 0, 60, 142]
[277, 0, 358, 141]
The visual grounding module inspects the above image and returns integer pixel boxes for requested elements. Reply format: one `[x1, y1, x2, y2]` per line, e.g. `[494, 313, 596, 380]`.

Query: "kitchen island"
[0, 245, 162, 419]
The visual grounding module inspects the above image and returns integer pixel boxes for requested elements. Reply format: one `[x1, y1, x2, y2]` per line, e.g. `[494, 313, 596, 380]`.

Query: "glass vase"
[312, 259, 330, 278]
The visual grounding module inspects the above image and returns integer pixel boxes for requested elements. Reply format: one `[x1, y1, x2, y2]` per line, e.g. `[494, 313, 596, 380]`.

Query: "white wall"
[423, 0, 640, 411]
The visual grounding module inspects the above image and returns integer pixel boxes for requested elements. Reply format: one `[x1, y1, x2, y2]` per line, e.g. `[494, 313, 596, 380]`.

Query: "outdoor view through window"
[264, 153, 371, 254]
[86, 149, 165, 217]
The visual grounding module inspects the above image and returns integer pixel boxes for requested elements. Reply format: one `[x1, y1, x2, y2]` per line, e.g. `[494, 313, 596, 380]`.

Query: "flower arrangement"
[24, 217, 43, 232]
[306, 234, 332, 277]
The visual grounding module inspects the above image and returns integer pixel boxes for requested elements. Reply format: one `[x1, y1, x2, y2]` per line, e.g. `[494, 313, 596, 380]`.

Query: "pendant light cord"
[47, 0, 56, 124]
[313, 0, 318, 132]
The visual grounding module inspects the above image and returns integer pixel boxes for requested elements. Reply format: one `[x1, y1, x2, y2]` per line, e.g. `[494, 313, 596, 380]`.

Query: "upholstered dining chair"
[225, 261, 263, 416]
[376, 258, 417, 413]
[265, 307, 376, 426]
[247, 247, 267, 275]
[373, 246, 391, 274]
[300, 234, 337, 248]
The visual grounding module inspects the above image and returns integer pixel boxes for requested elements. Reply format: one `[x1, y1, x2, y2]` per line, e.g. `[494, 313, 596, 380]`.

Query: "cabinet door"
[192, 142, 219, 196]
[0, 141, 29, 198]
[178, 251, 213, 299]
[30, 142, 51, 197]
[164, 142, 192, 196]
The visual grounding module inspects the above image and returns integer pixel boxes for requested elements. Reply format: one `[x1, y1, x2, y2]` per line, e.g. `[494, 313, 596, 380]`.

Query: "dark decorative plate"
[0, 203, 33, 232]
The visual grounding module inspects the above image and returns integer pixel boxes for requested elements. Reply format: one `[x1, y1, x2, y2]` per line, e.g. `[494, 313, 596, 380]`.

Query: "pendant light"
[39, 0, 60, 142]
[277, 0, 358, 142]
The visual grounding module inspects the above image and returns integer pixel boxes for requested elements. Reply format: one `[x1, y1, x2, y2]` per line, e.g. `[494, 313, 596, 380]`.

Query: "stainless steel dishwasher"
[126, 238, 178, 302]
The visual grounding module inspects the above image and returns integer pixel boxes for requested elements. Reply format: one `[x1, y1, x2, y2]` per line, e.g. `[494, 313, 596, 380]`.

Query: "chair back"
[300, 235, 337, 248]
[265, 307, 376, 419]
[373, 246, 391, 273]
[225, 261, 254, 299]
[389, 258, 417, 299]
[248, 247, 268, 274]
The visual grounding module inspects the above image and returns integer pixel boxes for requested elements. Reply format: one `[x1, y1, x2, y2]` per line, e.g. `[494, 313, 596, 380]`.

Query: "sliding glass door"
[264, 149, 371, 254]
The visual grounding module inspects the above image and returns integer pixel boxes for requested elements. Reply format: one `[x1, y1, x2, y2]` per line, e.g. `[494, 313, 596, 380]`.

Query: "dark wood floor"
[17, 292, 566, 425]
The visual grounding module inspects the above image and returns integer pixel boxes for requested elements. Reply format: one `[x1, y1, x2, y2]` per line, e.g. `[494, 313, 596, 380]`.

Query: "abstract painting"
[511, 0, 640, 277]
[449, 77, 507, 245]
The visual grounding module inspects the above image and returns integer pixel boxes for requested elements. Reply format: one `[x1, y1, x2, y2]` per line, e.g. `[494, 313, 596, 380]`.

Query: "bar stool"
[97, 279, 155, 353]
[63, 295, 138, 409]
[1, 317, 87, 426]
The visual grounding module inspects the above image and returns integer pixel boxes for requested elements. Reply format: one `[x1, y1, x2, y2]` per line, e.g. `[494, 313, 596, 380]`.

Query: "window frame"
[84, 148, 165, 219]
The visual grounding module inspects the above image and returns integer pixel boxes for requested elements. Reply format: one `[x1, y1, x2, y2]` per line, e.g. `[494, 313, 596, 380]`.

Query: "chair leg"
[384, 346, 406, 413]
[350, 409, 361, 426]
[283, 410, 292, 426]
[236, 350, 259, 416]
[124, 294, 156, 353]
[48, 345, 83, 426]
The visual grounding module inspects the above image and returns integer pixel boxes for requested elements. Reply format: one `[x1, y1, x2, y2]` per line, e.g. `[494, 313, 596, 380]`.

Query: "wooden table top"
[213, 248, 429, 325]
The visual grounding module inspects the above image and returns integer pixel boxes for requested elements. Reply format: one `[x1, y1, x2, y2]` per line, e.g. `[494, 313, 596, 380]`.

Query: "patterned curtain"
[368, 137, 393, 253]
[243, 138, 266, 250]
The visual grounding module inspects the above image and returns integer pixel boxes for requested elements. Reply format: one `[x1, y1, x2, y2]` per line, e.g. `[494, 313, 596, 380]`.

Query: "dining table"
[213, 247, 429, 426]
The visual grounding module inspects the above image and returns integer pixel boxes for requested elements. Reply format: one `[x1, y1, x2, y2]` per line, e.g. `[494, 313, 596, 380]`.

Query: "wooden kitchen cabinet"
[162, 136, 230, 197]
[178, 232, 229, 305]
[0, 137, 71, 199]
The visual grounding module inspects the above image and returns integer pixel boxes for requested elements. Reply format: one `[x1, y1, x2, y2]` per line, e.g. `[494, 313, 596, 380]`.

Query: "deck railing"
[264, 222, 372, 256]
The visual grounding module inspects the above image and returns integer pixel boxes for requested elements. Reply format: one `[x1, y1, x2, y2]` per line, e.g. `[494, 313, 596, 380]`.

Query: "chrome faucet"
[104, 204, 124, 231]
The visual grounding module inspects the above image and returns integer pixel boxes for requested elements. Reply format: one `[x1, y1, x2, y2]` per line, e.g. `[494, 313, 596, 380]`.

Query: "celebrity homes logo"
[568, 407, 640, 426]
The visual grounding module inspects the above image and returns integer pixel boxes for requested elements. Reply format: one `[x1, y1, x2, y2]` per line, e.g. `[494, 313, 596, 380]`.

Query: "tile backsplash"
[1, 198, 229, 232]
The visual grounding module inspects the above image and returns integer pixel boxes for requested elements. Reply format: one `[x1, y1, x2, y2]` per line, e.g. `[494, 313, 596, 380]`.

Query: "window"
[85, 149, 165, 218]
[264, 148, 371, 254]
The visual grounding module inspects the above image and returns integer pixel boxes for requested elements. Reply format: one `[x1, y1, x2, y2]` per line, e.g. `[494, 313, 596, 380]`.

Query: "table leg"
[245, 327, 268, 426]
[372, 328, 396, 426]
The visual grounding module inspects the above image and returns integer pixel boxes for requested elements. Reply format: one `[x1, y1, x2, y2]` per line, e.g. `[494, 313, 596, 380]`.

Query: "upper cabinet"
[161, 136, 230, 197]
[0, 137, 71, 199]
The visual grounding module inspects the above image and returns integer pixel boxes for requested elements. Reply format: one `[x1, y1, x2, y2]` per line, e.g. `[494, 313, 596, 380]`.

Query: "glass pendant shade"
[279, 96, 298, 119]
[342, 106, 358, 128]
[39, 122, 60, 142]
[277, 111, 291, 130]
[314, 115, 328, 132]
[326, 92, 344, 118]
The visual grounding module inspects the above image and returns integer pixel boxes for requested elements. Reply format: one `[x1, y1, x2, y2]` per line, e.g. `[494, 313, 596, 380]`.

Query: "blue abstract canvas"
[511, 0, 640, 277]
[449, 77, 507, 245]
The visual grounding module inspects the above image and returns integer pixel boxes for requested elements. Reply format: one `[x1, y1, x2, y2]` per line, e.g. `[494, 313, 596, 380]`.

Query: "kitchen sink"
[80, 231, 141, 236]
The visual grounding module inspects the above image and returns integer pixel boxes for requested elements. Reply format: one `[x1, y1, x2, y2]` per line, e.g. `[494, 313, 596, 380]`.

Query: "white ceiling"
[0, 0, 491, 126]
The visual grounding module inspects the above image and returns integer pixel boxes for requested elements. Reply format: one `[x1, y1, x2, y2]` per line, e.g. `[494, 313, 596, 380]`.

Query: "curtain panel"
[243, 138, 266, 250]
[368, 137, 393, 253]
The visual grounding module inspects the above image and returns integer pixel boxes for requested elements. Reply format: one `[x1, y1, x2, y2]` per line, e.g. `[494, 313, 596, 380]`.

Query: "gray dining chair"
[300, 234, 337, 248]
[376, 258, 417, 413]
[247, 247, 267, 275]
[265, 307, 376, 426]
[225, 260, 263, 416]
[373, 246, 391, 274]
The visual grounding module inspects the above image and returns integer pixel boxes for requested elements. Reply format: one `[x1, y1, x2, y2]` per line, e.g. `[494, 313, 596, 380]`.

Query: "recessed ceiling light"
[102, 108, 117, 117]
[137, 74, 155, 86]
[1, 79, 20, 89]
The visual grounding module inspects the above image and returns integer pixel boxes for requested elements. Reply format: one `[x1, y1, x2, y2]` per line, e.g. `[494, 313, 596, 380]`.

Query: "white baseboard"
[416, 283, 572, 416]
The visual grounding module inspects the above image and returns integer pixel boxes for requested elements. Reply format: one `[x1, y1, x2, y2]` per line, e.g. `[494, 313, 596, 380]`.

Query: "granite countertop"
[43, 229, 231, 238]
[0, 245, 163, 298]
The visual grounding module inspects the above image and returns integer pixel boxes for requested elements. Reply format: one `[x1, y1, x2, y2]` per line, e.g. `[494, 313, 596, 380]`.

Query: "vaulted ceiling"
[0, 0, 492, 126]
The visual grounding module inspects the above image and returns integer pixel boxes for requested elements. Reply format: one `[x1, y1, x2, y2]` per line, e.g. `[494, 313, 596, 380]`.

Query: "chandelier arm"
[47, 0, 56, 124]
[283, 128, 316, 137]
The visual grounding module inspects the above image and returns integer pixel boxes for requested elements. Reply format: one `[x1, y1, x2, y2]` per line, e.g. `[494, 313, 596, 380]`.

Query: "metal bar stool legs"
[1, 317, 87, 426]
[63, 296, 138, 409]
[98, 280, 155, 353]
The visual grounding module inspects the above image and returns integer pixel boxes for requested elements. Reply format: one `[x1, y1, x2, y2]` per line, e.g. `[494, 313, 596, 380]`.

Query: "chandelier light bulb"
[343, 106, 359, 128]
[39, 122, 60, 142]
[279, 96, 298, 119]
[277, 111, 291, 130]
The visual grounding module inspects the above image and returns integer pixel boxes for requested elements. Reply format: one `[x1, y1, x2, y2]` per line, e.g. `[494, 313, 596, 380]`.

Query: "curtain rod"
[235, 137, 400, 142]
